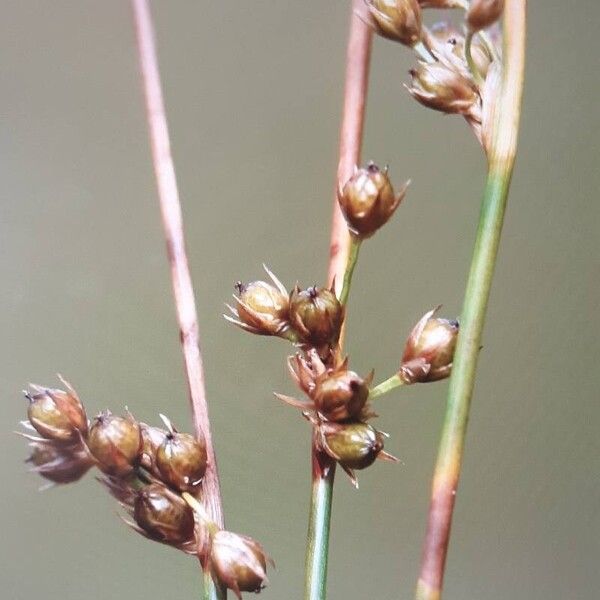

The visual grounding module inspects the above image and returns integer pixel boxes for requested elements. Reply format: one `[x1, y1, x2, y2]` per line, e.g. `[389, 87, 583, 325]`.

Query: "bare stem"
[415, 3, 527, 600]
[131, 1, 225, 597]
[304, 2, 373, 599]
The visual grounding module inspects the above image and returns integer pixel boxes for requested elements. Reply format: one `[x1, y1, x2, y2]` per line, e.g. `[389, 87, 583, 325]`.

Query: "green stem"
[304, 451, 336, 600]
[203, 571, 226, 600]
[369, 373, 405, 399]
[415, 3, 526, 599]
[338, 237, 361, 306]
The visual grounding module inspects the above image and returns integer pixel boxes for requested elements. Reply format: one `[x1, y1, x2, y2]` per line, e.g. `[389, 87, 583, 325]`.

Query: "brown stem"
[327, 0, 373, 292]
[131, 0, 224, 529]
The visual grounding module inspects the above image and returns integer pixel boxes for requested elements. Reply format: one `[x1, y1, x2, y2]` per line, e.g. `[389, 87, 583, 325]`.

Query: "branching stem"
[369, 373, 405, 399]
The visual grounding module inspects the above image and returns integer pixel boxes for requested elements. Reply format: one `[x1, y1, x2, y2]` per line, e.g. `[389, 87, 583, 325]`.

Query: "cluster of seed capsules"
[363, 0, 506, 154]
[19, 379, 269, 598]
[226, 163, 459, 486]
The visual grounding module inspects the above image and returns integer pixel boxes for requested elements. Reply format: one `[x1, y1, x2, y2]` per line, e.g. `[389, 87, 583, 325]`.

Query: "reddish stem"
[327, 0, 373, 291]
[131, 0, 224, 528]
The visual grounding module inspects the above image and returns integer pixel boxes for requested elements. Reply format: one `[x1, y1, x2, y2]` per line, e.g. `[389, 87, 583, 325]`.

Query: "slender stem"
[369, 373, 405, 399]
[304, 447, 336, 600]
[131, 2, 225, 598]
[304, 2, 373, 600]
[338, 237, 361, 306]
[415, 4, 526, 600]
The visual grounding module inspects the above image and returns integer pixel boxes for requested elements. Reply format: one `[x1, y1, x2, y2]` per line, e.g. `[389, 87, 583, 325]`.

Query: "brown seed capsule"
[289, 286, 344, 347]
[27, 443, 93, 484]
[225, 266, 291, 337]
[338, 163, 408, 239]
[87, 411, 142, 475]
[407, 60, 480, 115]
[313, 368, 372, 422]
[400, 307, 459, 383]
[467, 0, 504, 32]
[365, 0, 422, 47]
[156, 429, 207, 493]
[26, 379, 87, 441]
[210, 530, 269, 600]
[134, 483, 196, 545]
[321, 422, 385, 470]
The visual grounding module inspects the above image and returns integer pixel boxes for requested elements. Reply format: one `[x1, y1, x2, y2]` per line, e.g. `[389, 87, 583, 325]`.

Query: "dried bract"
[365, 0, 422, 47]
[289, 286, 344, 347]
[338, 163, 408, 239]
[210, 530, 270, 600]
[225, 266, 291, 338]
[467, 0, 504, 32]
[26, 378, 87, 441]
[87, 411, 142, 475]
[400, 307, 459, 383]
[418, 0, 463, 7]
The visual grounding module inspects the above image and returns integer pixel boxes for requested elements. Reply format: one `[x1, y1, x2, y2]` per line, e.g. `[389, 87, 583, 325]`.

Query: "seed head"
[133, 483, 196, 545]
[313, 366, 373, 422]
[289, 286, 344, 347]
[467, 0, 504, 32]
[320, 422, 384, 470]
[210, 530, 270, 600]
[156, 417, 207, 493]
[400, 307, 459, 383]
[87, 411, 142, 476]
[338, 163, 408, 239]
[25, 377, 88, 442]
[139, 422, 168, 474]
[225, 266, 291, 338]
[407, 60, 479, 115]
[365, 0, 422, 47]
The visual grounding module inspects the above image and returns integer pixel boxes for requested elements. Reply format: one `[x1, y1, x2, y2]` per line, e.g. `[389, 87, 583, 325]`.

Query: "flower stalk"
[304, 1, 373, 598]
[415, 2, 527, 599]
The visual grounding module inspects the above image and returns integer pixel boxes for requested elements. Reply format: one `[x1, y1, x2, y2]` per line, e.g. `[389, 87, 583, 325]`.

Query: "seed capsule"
[27, 443, 93, 484]
[139, 423, 168, 474]
[313, 368, 372, 422]
[467, 0, 504, 32]
[289, 286, 344, 347]
[321, 422, 385, 470]
[225, 266, 291, 337]
[407, 61, 479, 115]
[338, 163, 408, 239]
[156, 430, 207, 493]
[26, 379, 87, 441]
[134, 483, 195, 545]
[87, 412, 142, 475]
[210, 530, 269, 600]
[400, 307, 459, 383]
[366, 0, 422, 47]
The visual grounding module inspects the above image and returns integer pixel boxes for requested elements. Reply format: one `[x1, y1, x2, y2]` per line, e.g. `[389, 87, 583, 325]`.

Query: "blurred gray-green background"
[1, 2, 598, 599]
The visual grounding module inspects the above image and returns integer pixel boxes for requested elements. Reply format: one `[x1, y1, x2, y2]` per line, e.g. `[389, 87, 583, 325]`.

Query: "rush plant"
[16, 1, 526, 599]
